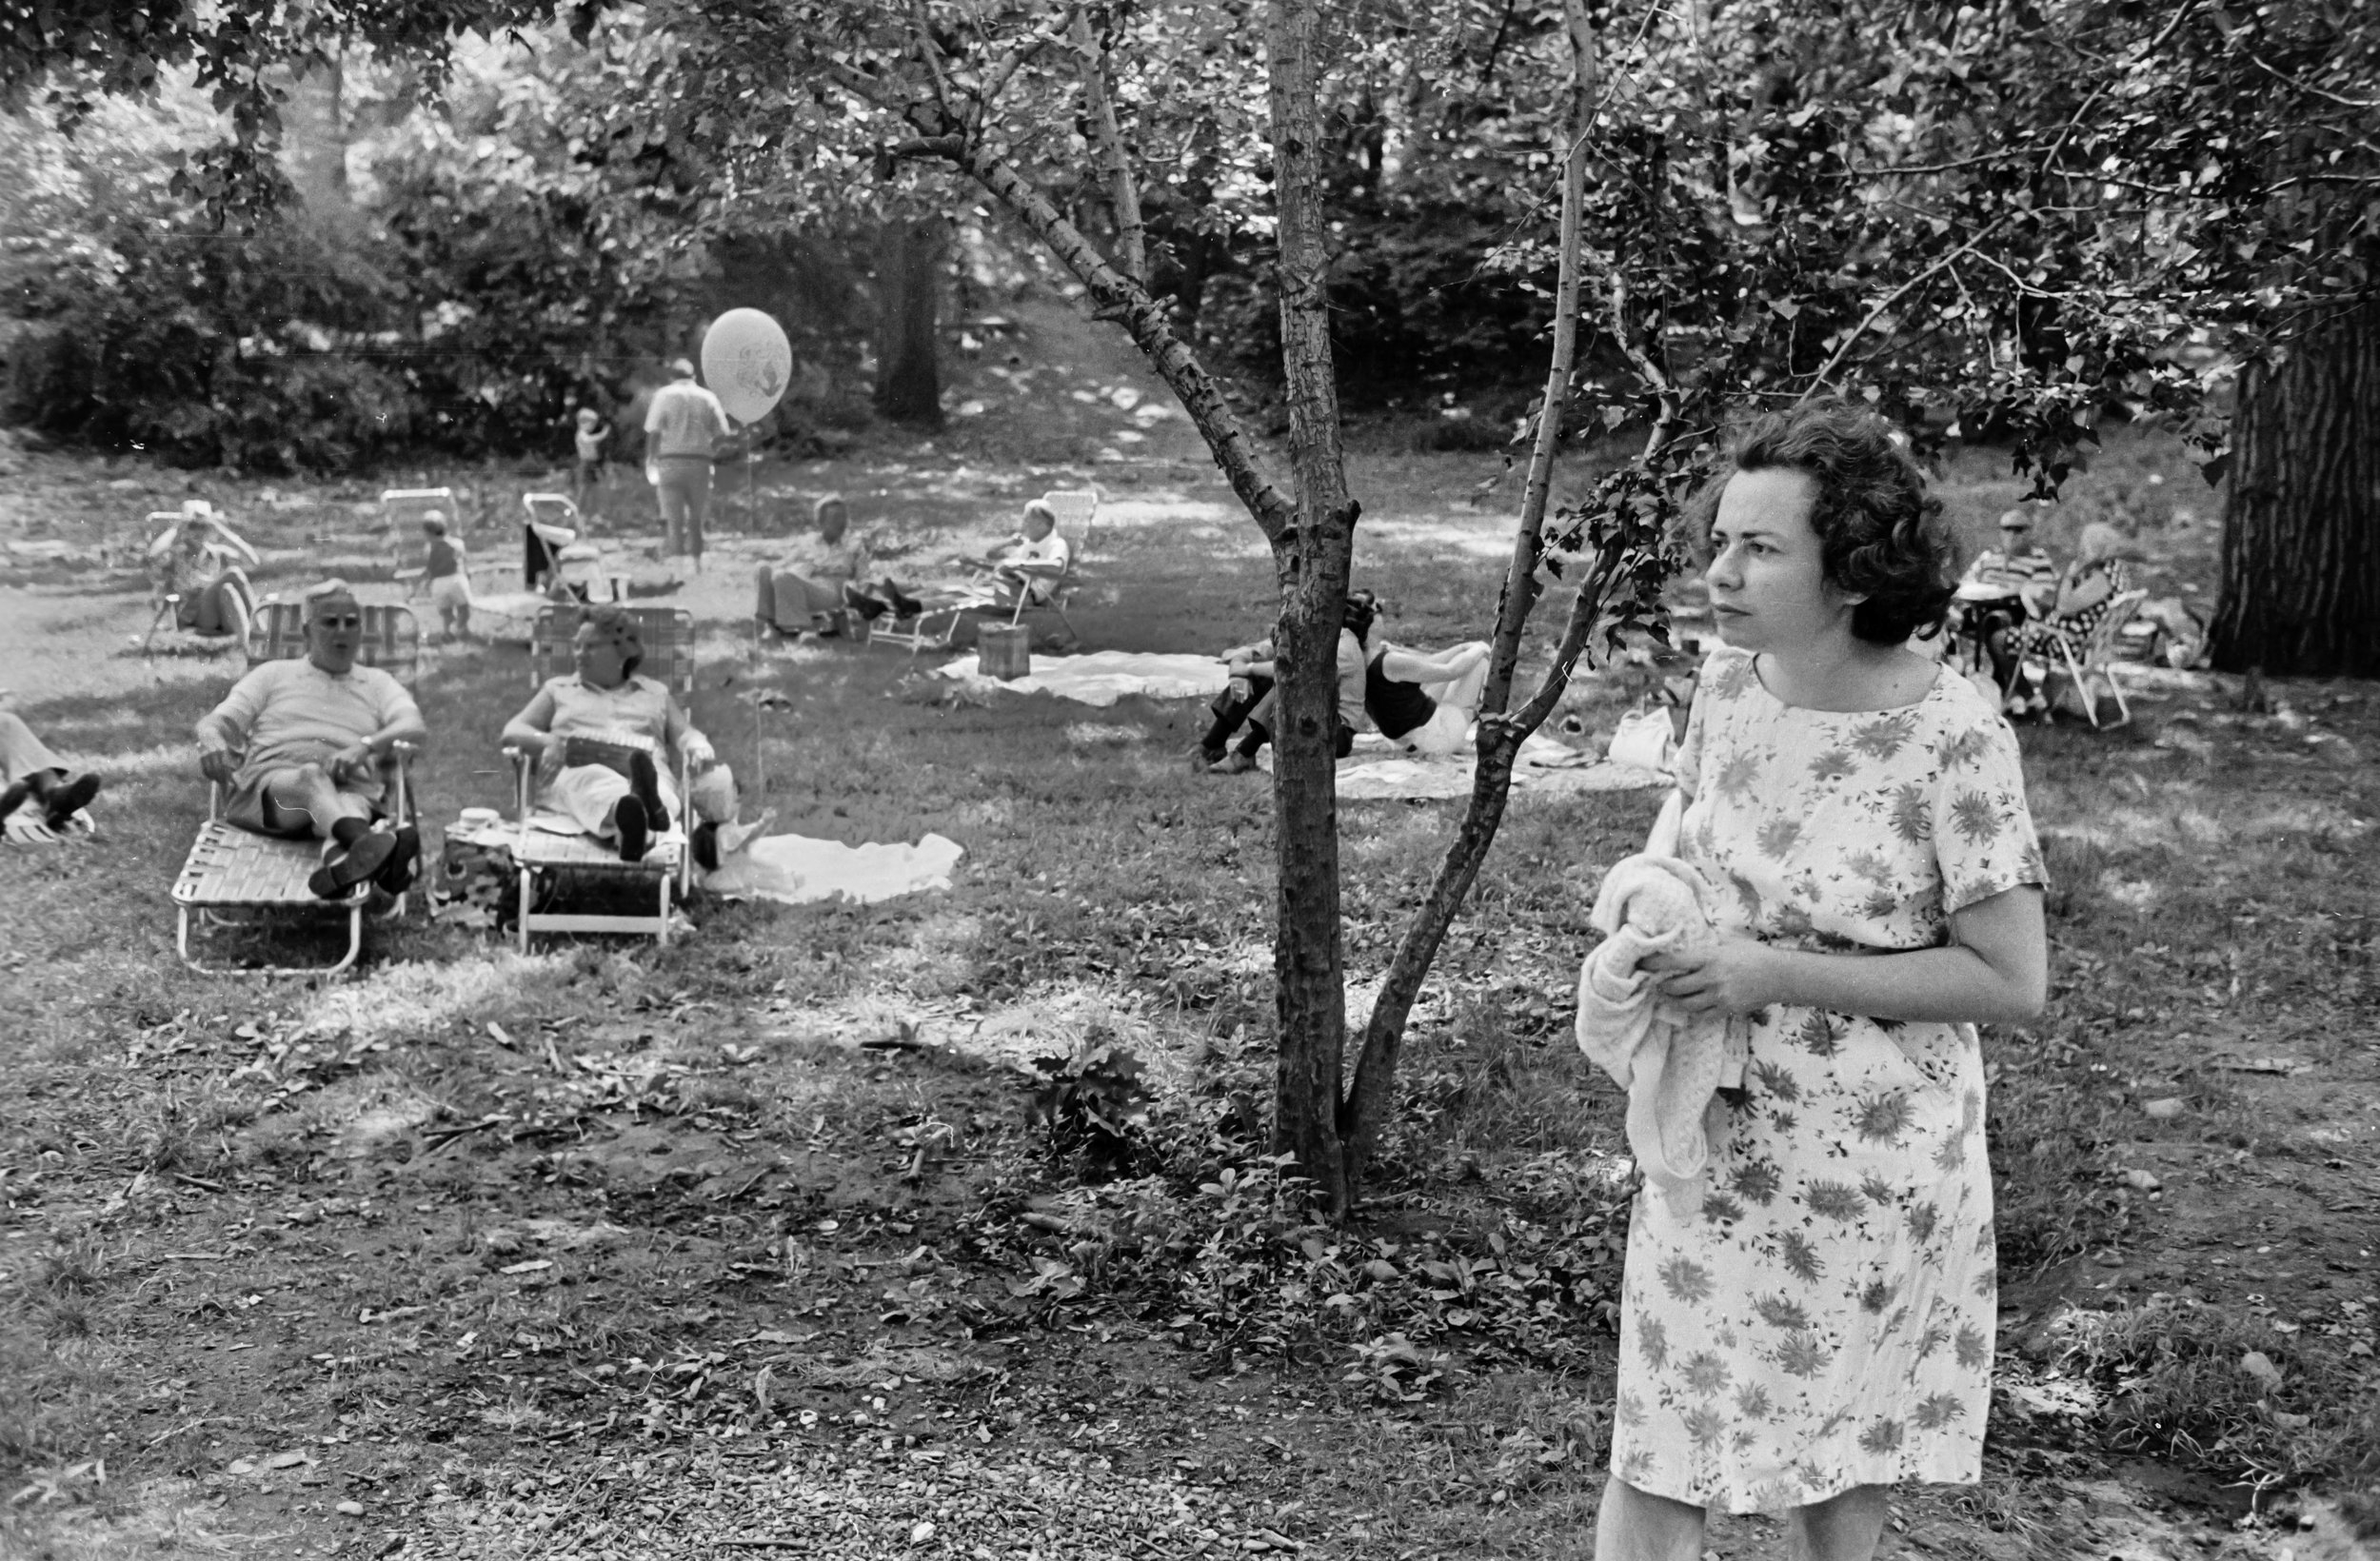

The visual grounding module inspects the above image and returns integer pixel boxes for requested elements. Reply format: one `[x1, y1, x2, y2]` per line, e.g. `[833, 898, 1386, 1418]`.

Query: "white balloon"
[700, 308, 793, 425]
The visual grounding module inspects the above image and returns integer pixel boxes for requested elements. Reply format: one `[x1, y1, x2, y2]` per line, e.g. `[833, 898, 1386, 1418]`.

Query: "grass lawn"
[1, 333, 2375, 1560]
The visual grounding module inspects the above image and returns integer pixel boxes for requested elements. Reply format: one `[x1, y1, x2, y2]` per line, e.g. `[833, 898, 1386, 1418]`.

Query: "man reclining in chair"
[753, 494, 921, 640]
[502, 605, 736, 863]
[195, 583, 426, 899]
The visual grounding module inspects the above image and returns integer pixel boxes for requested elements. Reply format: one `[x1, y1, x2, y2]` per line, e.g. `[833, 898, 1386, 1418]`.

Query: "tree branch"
[1800, 216, 2010, 399]
[1339, 0, 1603, 1186]
[905, 0, 957, 124]
[885, 131, 1291, 541]
[2248, 51, 2380, 111]
[1069, 8, 1146, 284]
[978, 6, 1079, 119]
[2035, 1, 2197, 182]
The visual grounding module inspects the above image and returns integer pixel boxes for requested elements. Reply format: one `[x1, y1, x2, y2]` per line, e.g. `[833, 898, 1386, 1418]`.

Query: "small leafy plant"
[1024, 1032, 1152, 1174]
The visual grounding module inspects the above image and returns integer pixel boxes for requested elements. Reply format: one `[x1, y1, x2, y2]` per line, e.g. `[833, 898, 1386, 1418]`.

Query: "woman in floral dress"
[1595, 405, 2049, 1561]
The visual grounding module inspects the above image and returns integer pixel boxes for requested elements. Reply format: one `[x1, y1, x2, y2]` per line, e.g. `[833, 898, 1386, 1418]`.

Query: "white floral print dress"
[1606, 645, 2046, 1512]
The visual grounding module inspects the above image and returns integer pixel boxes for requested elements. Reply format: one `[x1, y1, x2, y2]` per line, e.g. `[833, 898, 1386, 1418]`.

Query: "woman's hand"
[1642, 936, 1780, 1017]
[684, 735, 717, 771]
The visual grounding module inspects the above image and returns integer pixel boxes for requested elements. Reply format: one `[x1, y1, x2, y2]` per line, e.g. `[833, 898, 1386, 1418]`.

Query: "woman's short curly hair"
[1685, 402, 1956, 645]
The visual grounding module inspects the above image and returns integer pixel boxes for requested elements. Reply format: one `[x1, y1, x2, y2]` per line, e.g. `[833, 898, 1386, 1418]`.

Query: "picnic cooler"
[977, 622, 1032, 680]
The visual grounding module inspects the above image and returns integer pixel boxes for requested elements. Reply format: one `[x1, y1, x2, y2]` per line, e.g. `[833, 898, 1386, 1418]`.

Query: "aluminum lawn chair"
[169, 602, 421, 976]
[504, 604, 697, 950]
[2033, 589, 2149, 729]
[872, 486, 1099, 654]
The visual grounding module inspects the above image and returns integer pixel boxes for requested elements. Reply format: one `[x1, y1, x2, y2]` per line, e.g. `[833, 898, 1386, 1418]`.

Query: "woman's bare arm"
[1648, 884, 2048, 1027]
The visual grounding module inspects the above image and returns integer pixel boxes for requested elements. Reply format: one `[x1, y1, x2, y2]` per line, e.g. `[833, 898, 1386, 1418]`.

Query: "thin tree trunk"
[2208, 304, 2380, 678]
[1266, 0, 1359, 1215]
[873, 218, 944, 426]
[1069, 10, 1145, 284]
[1340, 0, 1600, 1186]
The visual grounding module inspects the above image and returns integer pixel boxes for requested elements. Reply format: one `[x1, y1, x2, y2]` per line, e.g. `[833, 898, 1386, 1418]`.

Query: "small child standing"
[421, 512, 473, 641]
[572, 407, 610, 522]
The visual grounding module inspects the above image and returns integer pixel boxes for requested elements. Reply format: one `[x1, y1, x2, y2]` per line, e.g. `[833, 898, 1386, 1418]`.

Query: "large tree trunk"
[2209, 305, 2380, 678]
[873, 219, 944, 426]
[1266, 0, 1359, 1215]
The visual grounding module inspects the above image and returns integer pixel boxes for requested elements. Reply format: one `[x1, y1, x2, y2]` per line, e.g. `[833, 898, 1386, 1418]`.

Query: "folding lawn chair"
[871, 486, 1100, 654]
[504, 603, 698, 951]
[169, 602, 422, 977]
[2033, 588, 2148, 729]
[520, 492, 621, 601]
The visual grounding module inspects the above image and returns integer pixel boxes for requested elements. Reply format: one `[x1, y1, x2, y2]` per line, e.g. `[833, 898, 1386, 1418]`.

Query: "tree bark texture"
[1069, 10, 1145, 284]
[1341, 0, 1600, 1185]
[1266, 0, 1359, 1215]
[872, 218, 944, 426]
[2209, 305, 2380, 678]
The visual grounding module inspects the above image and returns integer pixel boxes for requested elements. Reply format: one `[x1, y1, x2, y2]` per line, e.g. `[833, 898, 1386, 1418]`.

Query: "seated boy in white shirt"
[960, 500, 1071, 605]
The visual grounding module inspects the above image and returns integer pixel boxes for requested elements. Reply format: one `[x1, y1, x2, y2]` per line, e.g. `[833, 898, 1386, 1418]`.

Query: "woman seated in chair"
[754, 494, 921, 639]
[1995, 521, 2140, 718]
[502, 606, 734, 862]
[149, 502, 260, 641]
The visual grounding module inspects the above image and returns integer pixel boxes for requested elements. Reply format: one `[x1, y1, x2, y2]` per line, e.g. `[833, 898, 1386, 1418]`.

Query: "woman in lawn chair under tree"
[502, 606, 737, 863]
[149, 501, 260, 642]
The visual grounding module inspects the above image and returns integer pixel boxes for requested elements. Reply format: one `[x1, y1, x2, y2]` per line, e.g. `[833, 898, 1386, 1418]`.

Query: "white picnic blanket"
[932, 651, 1227, 706]
[1258, 729, 1665, 800]
[701, 832, 965, 905]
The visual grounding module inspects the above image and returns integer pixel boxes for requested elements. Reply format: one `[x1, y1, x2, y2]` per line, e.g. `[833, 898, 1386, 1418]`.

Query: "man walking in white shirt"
[643, 359, 733, 566]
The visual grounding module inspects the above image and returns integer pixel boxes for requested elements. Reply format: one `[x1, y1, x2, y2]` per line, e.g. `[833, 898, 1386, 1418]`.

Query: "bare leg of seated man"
[253, 763, 410, 899]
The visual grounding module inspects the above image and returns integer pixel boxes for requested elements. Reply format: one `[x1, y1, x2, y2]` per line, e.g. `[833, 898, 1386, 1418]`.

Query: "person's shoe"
[885, 587, 924, 620]
[850, 596, 889, 622]
[0, 779, 30, 824]
[40, 773, 101, 830]
[1189, 744, 1225, 772]
[691, 820, 720, 872]
[627, 750, 670, 831]
[373, 823, 421, 894]
[1208, 751, 1258, 775]
[307, 828, 398, 899]
[614, 795, 651, 863]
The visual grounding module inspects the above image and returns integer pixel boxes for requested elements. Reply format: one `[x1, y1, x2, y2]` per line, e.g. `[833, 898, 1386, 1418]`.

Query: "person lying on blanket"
[1360, 599, 1493, 758]
[753, 493, 921, 640]
[149, 501, 261, 642]
[0, 702, 103, 843]
[501, 604, 737, 863]
[1195, 588, 1375, 775]
[956, 499, 1070, 606]
[195, 582, 426, 899]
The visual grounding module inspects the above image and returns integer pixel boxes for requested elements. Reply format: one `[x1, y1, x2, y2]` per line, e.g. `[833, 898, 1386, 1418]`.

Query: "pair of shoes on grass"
[0, 771, 103, 832]
[307, 821, 420, 899]
[1208, 750, 1258, 775]
[1188, 744, 1224, 772]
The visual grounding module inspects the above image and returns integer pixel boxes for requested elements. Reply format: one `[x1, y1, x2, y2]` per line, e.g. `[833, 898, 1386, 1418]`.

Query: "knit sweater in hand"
[1575, 853, 1747, 1207]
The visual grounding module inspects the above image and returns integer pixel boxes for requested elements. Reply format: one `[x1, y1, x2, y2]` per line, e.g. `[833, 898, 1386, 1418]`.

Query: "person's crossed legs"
[255, 762, 415, 899]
